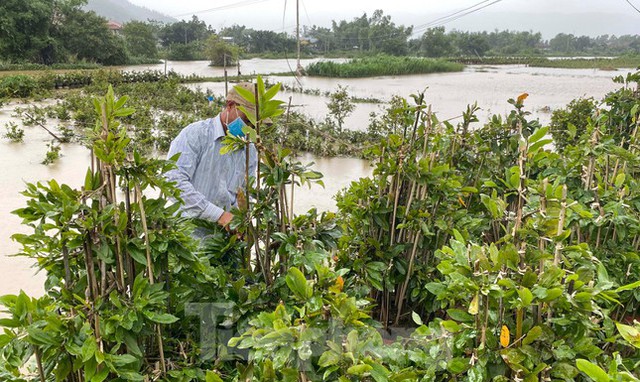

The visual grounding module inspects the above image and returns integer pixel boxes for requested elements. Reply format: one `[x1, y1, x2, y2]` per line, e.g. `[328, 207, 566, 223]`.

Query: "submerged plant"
[2, 121, 24, 143]
[41, 140, 61, 165]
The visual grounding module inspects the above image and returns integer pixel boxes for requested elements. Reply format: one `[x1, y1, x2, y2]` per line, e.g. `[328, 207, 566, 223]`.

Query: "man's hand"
[217, 211, 233, 230]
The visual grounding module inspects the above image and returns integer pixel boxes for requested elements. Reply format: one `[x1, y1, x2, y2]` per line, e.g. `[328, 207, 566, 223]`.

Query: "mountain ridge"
[84, 0, 176, 24]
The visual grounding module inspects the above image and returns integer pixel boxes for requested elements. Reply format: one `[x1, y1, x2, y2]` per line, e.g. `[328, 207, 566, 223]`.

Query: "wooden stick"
[554, 185, 568, 266]
[134, 184, 166, 376]
[23, 112, 64, 142]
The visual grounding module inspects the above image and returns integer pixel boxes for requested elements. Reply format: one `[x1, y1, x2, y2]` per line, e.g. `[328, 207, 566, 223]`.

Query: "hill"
[84, 0, 176, 24]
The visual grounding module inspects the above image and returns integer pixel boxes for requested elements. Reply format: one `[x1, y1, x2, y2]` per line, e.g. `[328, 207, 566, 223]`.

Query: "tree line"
[2, 2, 639, 67]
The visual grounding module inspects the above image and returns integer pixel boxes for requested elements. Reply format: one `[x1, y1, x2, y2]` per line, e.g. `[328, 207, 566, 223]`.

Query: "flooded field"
[0, 59, 635, 297]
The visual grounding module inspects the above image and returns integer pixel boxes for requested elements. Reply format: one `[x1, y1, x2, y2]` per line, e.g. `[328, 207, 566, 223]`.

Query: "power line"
[411, 0, 505, 37]
[305, 0, 505, 45]
[415, 0, 494, 30]
[172, 0, 274, 18]
[623, 0, 640, 14]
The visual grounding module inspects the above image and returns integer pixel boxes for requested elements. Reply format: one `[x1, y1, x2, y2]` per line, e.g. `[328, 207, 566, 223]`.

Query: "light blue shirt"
[165, 115, 257, 224]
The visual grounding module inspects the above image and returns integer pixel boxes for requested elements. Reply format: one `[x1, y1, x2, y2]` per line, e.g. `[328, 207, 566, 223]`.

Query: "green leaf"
[576, 359, 610, 382]
[529, 138, 553, 153]
[527, 126, 549, 144]
[522, 326, 543, 345]
[27, 328, 57, 346]
[411, 311, 423, 326]
[447, 308, 474, 322]
[615, 280, 640, 293]
[347, 364, 373, 376]
[441, 320, 461, 333]
[481, 194, 500, 218]
[84, 168, 94, 191]
[285, 267, 312, 300]
[81, 338, 98, 362]
[91, 367, 109, 382]
[143, 311, 179, 324]
[205, 371, 224, 382]
[614, 173, 626, 188]
[518, 287, 534, 307]
[318, 351, 340, 368]
[447, 357, 469, 374]
[123, 334, 142, 357]
[615, 322, 640, 349]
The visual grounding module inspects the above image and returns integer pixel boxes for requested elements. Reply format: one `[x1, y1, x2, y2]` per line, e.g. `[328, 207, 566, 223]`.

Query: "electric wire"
[410, 0, 504, 37]
[171, 0, 505, 53]
[623, 0, 640, 14]
[414, 0, 494, 30]
[172, 0, 274, 18]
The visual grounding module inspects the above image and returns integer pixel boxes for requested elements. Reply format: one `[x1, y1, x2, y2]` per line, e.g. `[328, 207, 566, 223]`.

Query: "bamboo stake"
[480, 294, 489, 349]
[290, 174, 295, 223]
[554, 185, 568, 266]
[134, 185, 167, 376]
[537, 179, 548, 323]
[124, 180, 135, 293]
[23, 112, 64, 142]
[29, 317, 46, 382]
[61, 239, 72, 288]
[513, 120, 526, 244]
[394, 231, 421, 325]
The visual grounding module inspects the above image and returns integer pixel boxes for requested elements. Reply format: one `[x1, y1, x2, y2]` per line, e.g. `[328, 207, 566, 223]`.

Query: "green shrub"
[549, 97, 597, 150]
[306, 55, 464, 78]
[0, 75, 41, 98]
[2, 122, 24, 142]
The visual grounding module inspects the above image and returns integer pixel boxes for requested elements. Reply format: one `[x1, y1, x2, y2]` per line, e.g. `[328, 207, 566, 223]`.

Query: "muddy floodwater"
[0, 59, 635, 297]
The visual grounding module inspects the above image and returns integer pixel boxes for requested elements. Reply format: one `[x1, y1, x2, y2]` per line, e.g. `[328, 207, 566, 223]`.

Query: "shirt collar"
[212, 115, 226, 141]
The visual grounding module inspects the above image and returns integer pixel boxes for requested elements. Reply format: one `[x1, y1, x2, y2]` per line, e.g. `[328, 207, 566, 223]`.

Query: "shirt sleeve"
[165, 125, 224, 223]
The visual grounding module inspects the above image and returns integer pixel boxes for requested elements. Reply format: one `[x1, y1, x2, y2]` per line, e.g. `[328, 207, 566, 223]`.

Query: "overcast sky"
[127, 0, 640, 38]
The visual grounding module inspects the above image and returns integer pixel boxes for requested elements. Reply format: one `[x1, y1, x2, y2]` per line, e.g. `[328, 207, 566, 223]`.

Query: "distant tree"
[575, 35, 593, 53]
[420, 27, 453, 57]
[219, 24, 252, 51]
[166, 42, 202, 61]
[454, 32, 490, 56]
[204, 35, 241, 66]
[159, 16, 212, 47]
[332, 14, 370, 51]
[248, 30, 296, 53]
[123, 21, 158, 59]
[55, 9, 128, 65]
[0, 0, 55, 63]
[306, 25, 334, 53]
[368, 10, 412, 56]
[549, 33, 577, 54]
[327, 85, 355, 132]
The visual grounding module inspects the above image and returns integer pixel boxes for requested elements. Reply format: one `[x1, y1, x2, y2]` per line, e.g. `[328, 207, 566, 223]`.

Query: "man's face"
[229, 104, 253, 127]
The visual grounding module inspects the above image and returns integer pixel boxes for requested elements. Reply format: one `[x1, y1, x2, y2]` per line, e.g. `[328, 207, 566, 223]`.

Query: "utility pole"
[296, 0, 304, 77]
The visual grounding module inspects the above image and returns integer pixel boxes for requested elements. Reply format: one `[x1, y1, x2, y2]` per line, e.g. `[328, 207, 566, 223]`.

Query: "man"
[165, 83, 259, 236]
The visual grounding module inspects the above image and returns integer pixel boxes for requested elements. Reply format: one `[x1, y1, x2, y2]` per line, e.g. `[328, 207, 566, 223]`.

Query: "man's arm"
[166, 126, 226, 224]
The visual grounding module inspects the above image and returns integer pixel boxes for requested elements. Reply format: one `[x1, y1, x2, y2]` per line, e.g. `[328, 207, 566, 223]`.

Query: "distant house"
[107, 21, 122, 35]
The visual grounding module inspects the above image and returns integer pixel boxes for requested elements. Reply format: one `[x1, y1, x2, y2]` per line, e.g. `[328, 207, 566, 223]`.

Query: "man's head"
[225, 82, 257, 120]
[221, 82, 273, 136]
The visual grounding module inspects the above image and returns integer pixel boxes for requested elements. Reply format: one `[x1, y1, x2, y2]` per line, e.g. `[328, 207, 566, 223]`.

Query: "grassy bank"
[0, 62, 103, 71]
[0, 70, 215, 98]
[306, 55, 464, 77]
[451, 55, 640, 69]
[0, 58, 162, 72]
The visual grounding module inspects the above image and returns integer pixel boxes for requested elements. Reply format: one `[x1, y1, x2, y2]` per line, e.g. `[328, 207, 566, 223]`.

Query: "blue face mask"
[227, 117, 246, 137]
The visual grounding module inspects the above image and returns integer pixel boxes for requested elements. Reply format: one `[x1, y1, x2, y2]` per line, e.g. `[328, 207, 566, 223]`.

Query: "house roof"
[107, 21, 122, 30]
